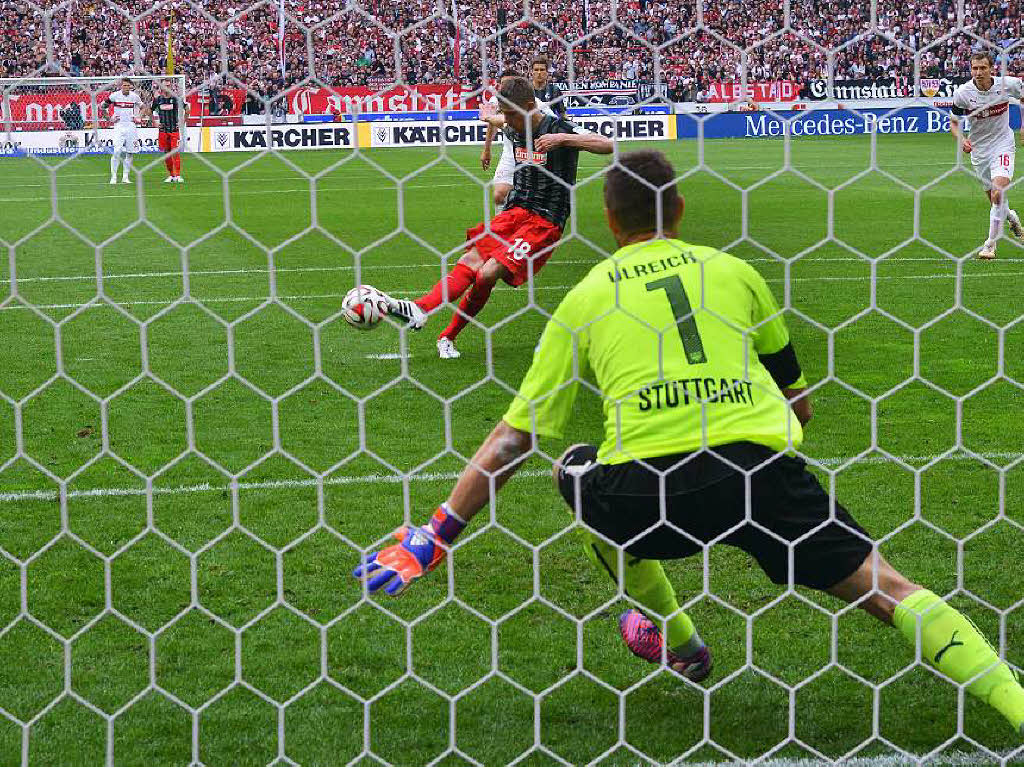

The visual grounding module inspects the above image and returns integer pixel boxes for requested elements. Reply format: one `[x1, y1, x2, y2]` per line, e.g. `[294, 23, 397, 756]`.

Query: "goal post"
[0, 74, 186, 156]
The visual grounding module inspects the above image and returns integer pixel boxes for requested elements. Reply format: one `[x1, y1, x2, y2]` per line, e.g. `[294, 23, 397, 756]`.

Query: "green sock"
[583, 532, 701, 653]
[894, 589, 1024, 732]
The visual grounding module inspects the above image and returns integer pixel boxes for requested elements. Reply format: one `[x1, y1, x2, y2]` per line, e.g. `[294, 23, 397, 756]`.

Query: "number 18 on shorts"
[465, 207, 563, 287]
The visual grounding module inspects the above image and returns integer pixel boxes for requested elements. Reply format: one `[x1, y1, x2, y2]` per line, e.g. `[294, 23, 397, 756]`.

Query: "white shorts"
[973, 150, 1015, 190]
[493, 142, 515, 187]
[112, 123, 139, 153]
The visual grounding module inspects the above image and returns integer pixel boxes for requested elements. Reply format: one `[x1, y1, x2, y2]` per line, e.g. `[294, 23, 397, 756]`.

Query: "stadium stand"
[0, 0, 1019, 101]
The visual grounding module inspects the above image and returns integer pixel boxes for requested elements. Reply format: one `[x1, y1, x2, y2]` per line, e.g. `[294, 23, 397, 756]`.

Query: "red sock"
[415, 262, 476, 312]
[173, 154, 181, 175]
[165, 155, 174, 175]
[440, 280, 494, 341]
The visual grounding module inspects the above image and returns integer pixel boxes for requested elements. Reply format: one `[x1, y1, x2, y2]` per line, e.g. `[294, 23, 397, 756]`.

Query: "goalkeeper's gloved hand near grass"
[352, 505, 466, 596]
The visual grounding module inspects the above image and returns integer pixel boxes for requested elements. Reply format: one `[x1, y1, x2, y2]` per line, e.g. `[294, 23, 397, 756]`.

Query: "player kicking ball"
[355, 150, 1024, 736]
[480, 69, 555, 209]
[370, 76, 612, 359]
[950, 52, 1024, 259]
[103, 77, 142, 185]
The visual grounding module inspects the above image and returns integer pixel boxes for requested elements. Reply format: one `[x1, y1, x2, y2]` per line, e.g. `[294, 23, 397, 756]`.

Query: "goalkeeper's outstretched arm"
[445, 421, 533, 519]
[783, 387, 812, 426]
[351, 421, 532, 595]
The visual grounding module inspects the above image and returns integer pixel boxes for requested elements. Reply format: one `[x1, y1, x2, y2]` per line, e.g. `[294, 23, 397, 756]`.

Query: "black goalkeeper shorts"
[555, 442, 872, 590]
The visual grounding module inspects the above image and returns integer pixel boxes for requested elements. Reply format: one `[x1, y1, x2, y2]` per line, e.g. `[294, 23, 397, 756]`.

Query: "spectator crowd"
[0, 0, 1019, 103]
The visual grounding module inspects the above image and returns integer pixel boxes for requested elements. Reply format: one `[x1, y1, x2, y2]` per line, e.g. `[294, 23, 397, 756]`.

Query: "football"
[342, 285, 389, 330]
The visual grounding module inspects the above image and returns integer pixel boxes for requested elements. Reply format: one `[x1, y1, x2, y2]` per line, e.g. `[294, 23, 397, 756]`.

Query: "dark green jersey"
[503, 239, 807, 464]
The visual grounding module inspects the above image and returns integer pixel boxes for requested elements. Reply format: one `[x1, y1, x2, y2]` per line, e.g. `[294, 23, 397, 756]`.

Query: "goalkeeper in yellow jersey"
[354, 150, 1024, 736]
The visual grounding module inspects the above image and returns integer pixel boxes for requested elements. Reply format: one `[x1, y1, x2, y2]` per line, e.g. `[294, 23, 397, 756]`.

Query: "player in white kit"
[950, 52, 1024, 259]
[103, 78, 143, 185]
[479, 69, 556, 208]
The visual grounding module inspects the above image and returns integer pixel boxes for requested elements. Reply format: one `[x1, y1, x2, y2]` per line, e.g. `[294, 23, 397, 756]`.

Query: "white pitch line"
[3, 270, 1024, 312]
[688, 751, 1016, 767]
[0, 160, 613, 201]
[0, 157, 961, 192]
[0, 159, 616, 191]
[0, 256, 996, 287]
[0, 290, 421, 311]
[774, 270, 1024, 282]
[0, 171, 474, 190]
[0, 451, 1019, 505]
[0, 181, 472, 204]
[0, 261, 601, 286]
[0, 469, 556, 503]
[0, 158, 977, 204]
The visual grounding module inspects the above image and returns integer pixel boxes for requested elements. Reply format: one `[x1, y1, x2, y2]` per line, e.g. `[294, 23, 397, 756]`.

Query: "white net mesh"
[0, 0, 1022, 765]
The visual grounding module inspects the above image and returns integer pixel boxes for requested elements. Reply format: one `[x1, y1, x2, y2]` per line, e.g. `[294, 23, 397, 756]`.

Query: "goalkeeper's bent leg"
[583, 532, 701, 654]
[552, 443, 703, 657]
[829, 553, 1024, 733]
[894, 589, 1024, 734]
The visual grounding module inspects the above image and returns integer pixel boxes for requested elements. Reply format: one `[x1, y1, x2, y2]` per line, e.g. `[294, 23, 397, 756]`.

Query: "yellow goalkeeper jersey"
[503, 238, 807, 464]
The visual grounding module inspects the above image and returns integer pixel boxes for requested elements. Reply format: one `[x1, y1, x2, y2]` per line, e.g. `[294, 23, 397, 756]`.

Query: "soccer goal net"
[0, 0, 1021, 765]
[1, 75, 186, 155]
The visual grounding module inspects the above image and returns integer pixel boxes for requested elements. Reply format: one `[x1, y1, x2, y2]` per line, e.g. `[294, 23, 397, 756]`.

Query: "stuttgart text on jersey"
[637, 378, 757, 411]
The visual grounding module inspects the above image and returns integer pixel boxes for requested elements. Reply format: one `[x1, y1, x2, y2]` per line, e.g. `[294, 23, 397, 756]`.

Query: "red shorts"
[158, 131, 180, 152]
[465, 206, 562, 287]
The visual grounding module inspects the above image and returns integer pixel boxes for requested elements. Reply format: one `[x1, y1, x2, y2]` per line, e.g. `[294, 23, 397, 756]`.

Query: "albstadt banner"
[705, 82, 801, 103]
[802, 77, 971, 101]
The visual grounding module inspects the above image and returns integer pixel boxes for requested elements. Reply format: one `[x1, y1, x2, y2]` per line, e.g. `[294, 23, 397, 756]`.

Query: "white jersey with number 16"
[952, 76, 1023, 158]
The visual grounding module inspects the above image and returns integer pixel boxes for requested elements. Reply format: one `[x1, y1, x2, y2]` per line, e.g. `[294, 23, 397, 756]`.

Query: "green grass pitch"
[0, 132, 1022, 765]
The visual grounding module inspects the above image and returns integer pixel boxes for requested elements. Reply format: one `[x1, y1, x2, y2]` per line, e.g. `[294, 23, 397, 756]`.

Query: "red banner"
[706, 81, 800, 103]
[286, 85, 479, 115]
[185, 85, 479, 117]
[2, 92, 114, 127]
[2, 91, 241, 127]
[185, 85, 481, 117]
[185, 91, 243, 117]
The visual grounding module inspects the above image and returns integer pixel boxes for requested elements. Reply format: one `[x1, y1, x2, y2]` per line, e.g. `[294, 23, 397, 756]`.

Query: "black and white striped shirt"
[503, 115, 586, 229]
[151, 96, 181, 133]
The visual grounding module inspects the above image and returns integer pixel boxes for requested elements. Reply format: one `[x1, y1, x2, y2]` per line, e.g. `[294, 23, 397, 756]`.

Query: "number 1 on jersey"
[645, 276, 707, 364]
